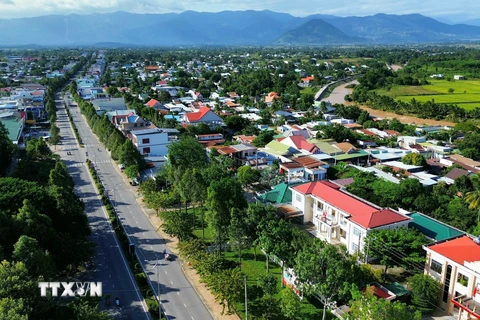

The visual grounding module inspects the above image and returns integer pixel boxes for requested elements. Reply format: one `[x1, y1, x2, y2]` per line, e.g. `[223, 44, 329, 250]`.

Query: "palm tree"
[465, 175, 480, 223]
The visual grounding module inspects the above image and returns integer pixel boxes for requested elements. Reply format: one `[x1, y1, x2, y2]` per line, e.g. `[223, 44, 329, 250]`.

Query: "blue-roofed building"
[164, 114, 181, 123]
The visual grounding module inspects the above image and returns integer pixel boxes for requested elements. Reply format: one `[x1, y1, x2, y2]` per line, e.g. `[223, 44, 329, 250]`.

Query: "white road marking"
[170, 281, 173, 285]
[177, 292, 179, 295]
[184, 303, 187, 308]
[191, 317, 194, 320]
[165, 271, 167, 275]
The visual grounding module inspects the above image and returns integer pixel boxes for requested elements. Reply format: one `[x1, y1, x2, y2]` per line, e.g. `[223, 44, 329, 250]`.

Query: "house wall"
[133, 132, 171, 157]
[425, 251, 480, 316]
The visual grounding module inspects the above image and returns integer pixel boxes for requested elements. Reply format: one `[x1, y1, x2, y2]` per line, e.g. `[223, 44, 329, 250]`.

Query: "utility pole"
[244, 276, 248, 320]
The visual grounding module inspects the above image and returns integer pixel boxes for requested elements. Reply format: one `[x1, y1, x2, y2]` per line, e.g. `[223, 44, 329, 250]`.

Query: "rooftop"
[409, 212, 464, 241]
[425, 235, 480, 265]
[292, 181, 409, 229]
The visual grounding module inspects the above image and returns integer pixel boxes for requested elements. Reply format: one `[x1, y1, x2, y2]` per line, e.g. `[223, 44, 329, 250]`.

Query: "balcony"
[314, 213, 338, 227]
[452, 295, 480, 319]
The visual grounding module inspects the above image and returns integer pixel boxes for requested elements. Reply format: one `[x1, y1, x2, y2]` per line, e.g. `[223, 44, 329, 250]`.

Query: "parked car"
[129, 178, 139, 186]
[118, 163, 125, 170]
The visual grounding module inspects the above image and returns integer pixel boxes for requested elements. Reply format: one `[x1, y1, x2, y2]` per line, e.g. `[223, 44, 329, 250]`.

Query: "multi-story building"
[130, 127, 179, 157]
[290, 180, 410, 254]
[424, 235, 480, 319]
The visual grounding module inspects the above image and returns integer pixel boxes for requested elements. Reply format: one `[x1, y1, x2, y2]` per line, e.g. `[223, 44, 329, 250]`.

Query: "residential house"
[113, 112, 147, 133]
[423, 235, 480, 318]
[257, 182, 301, 205]
[290, 180, 410, 254]
[130, 127, 179, 158]
[0, 110, 25, 144]
[454, 75, 465, 80]
[440, 155, 480, 174]
[278, 136, 320, 155]
[196, 133, 225, 146]
[279, 155, 329, 182]
[92, 97, 127, 112]
[262, 140, 301, 159]
[234, 135, 256, 145]
[207, 143, 257, 163]
[181, 106, 224, 127]
[145, 99, 162, 109]
[265, 91, 280, 104]
[438, 168, 471, 185]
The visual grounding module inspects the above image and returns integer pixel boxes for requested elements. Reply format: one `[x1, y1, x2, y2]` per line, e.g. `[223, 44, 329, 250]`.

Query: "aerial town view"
[1, 1, 480, 320]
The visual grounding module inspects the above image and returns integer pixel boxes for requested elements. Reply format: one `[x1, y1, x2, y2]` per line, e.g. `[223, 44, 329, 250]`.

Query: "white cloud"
[0, 0, 478, 21]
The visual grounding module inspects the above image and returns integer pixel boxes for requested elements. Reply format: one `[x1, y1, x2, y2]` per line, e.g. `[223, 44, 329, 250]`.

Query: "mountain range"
[0, 10, 479, 46]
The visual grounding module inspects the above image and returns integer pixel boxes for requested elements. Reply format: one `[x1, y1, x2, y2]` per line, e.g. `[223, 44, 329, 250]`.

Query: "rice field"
[377, 79, 480, 110]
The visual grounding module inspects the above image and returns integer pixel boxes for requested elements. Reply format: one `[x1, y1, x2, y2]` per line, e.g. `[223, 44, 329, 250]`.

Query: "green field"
[376, 79, 480, 109]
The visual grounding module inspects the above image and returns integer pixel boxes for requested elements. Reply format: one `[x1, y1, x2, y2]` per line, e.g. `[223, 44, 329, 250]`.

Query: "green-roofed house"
[263, 140, 301, 158]
[0, 111, 25, 144]
[407, 212, 465, 241]
[257, 182, 302, 204]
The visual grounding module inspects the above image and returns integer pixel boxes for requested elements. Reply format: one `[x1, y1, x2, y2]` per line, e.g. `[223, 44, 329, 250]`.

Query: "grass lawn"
[224, 248, 333, 320]
[301, 86, 318, 96]
[191, 207, 215, 244]
[376, 79, 480, 110]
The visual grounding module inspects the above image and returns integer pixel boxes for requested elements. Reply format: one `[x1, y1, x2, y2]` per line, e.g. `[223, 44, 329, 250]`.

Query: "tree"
[224, 115, 249, 133]
[210, 268, 243, 315]
[258, 217, 293, 272]
[229, 208, 252, 269]
[407, 273, 441, 314]
[160, 209, 193, 241]
[365, 227, 429, 275]
[167, 136, 208, 177]
[49, 124, 61, 148]
[12, 236, 56, 278]
[124, 165, 139, 180]
[257, 272, 277, 297]
[401, 153, 427, 167]
[295, 242, 354, 320]
[252, 131, 274, 147]
[0, 297, 28, 320]
[237, 166, 261, 186]
[205, 177, 247, 255]
[465, 175, 480, 223]
[280, 288, 302, 320]
[349, 285, 422, 320]
[118, 139, 141, 168]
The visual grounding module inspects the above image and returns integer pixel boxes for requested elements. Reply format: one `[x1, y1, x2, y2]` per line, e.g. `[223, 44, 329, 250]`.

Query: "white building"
[290, 180, 410, 255]
[131, 128, 179, 157]
[424, 235, 480, 319]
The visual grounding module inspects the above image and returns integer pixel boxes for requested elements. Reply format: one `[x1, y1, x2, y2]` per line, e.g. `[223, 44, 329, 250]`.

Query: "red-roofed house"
[424, 235, 480, 318]
[181, 106, 224, 127]
[146, 99, 161, 109]
[279, 136, 320, 155]
[301, 75, 315, 83]
[290, 180, 410, 254]
[265, 91, 280, 104]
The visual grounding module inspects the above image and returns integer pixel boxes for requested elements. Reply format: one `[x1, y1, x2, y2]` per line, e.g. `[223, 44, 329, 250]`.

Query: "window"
[317, 201, 323, 210]
[352, 243, 359, 252]
[295, 194, 301, 203]
[340, 229, 346, 239]
[353, 227, 362, 237]
[430, 259, 443, 274]
[143, 147, 150, 154]
[142, 138, 150, 144]
[457, 273, 469, 286]
[331, 210, 336, 217]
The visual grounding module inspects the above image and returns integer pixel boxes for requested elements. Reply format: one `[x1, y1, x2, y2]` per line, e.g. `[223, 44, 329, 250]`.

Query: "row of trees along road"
[69, 80, 146, 177]
[0, 133, 109, 319]
[137, 137, 431, 319]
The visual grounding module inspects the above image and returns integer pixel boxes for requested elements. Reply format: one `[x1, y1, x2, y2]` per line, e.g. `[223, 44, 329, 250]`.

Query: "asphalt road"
[55, 94, 150, 320]
[61, 94, 213, 320]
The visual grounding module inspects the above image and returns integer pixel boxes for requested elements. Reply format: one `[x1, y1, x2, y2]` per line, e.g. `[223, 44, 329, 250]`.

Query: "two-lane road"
[63, 95, 213, 320]
[55, 95, 150, 320]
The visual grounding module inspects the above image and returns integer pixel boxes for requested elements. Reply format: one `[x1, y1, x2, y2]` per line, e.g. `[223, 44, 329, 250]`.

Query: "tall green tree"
[407, 274, 442, 314]
[205, 177, 247, 255]
[258, 217, 293, 272]
[0, 122, 15, 176]
[12, 236, 56, 278]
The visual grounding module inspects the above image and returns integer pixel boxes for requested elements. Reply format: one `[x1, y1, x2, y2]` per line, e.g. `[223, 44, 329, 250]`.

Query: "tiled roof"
[409, 212, 464, 241]
[426, 235, 480, 265]
[185, 106, 211, 122]
[288, 136, 317, 153]
[146, 99, 159, 107]
[445, 168, 469, 181]
[259, 182, 301, 204]
[292, 181, 409, 229]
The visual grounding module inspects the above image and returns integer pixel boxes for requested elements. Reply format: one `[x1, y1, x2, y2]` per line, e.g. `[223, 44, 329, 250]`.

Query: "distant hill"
[0, 10, 479, 46]
[274, 19, 362, 45]
[461, 19, 480, 27]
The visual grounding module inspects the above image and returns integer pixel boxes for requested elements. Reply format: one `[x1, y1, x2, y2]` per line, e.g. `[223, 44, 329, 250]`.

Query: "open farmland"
[377, 79, 480, 109]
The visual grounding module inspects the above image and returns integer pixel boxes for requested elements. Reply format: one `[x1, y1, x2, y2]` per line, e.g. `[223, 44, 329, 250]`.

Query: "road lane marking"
[170, 281, 173, 284]
[177, 292, 179, 295]
[184, 303, 187, 308]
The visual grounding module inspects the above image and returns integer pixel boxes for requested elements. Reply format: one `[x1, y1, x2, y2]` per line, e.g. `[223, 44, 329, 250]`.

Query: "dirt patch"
[352, 104, 456, 127]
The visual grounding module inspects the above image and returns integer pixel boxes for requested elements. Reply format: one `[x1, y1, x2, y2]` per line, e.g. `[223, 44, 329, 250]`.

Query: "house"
[278, 136, 320, 155]
[91, 97, 127, 112]
[290, 180, 410, 254]
[423, 235, 480, 318]
[130, 127, 179, 157]
[441, 155, 480, 173]
[263, 140, 301, 158]
[265, 91, 280, 104]
[234, 135, 256, 145]
[208, 143, 257, 163]
[301, 75, 315, 83]
[454, 75, 465, 80]
[144, 66, 160, 72]
[438, 168, 471, 185]
[228, 92, 239, 99]
[113, 112, 147, 133]
[279, 155, 329, 182]
[196, 133, 225, 146]
[0, 110, 25, 144]
[257, 182, 299, 205]
[280, 124, 313, 139]
[145, 99, 162, 109]
[181, 106, 224, 127]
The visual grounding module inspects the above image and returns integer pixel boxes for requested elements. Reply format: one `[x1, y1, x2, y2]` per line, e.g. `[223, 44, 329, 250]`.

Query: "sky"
[0, 0, 478, 22]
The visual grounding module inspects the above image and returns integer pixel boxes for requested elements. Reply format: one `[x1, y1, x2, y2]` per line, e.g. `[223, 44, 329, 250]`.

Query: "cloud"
[0, 0, 478, 21]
